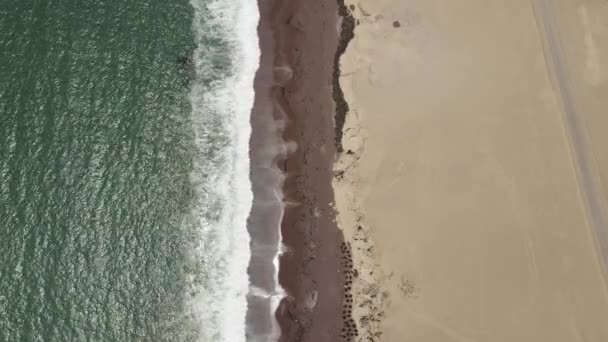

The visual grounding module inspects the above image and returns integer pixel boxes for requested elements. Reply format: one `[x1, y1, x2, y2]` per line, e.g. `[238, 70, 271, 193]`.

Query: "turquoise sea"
[0, 0, 259, 341]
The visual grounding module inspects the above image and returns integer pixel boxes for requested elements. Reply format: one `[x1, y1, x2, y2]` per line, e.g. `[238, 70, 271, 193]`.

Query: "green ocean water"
[0, 1, 204, 340]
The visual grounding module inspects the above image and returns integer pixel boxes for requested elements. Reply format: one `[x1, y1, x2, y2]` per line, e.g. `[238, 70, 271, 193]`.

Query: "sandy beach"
[252, 0, 350, 341]
[256, 0, 608, 341]
[333, 0, 608, 341]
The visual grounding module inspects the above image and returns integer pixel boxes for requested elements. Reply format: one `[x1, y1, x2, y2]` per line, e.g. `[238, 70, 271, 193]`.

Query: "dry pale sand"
[334, 0, 608, 341]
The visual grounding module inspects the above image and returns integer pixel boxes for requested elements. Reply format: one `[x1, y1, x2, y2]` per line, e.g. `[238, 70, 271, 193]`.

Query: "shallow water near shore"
[0, 0, 259, 340]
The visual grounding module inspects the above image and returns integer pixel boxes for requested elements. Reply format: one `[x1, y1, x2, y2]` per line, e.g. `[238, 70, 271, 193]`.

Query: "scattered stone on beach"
[339, 239, 360, 340]
[393, 20, 401, 28]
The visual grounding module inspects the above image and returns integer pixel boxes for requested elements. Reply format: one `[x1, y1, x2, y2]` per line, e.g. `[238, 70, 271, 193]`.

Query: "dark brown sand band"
[248, 0, 356, 341]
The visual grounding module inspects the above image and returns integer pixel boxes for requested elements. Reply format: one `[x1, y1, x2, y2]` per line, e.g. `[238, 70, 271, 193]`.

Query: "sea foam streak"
[189, 0, 259, 341]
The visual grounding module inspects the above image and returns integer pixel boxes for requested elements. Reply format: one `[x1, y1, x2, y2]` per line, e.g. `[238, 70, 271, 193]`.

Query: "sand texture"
[334, 0, 608, 341]
[253, 0, 353, 341]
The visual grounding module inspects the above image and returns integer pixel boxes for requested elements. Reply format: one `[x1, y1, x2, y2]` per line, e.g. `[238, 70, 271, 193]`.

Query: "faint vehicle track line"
[532, 0, 608, 277]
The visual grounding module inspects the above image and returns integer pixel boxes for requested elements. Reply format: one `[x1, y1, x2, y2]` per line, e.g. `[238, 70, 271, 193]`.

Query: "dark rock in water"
[177, 51, 194, 87]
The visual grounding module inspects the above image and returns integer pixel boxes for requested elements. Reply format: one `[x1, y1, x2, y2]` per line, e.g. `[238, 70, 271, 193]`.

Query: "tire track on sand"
[532, 0, 608, 279]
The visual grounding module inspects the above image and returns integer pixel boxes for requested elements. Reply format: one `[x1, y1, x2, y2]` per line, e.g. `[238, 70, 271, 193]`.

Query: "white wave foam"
[188, 0, 259, 341]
